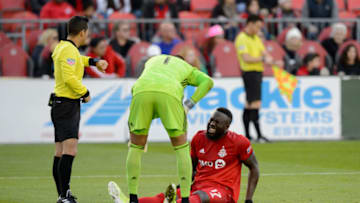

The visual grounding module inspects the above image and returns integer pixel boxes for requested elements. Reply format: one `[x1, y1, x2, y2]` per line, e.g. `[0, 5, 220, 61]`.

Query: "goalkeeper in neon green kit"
[126, 55, 213, 203]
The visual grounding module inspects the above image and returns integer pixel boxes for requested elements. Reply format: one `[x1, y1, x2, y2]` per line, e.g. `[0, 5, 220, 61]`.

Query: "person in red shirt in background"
[86, 37, 126, 78]
[108, 107, 260, 203]
[40, 0, 76, 19]
[296, 53, 321, 76]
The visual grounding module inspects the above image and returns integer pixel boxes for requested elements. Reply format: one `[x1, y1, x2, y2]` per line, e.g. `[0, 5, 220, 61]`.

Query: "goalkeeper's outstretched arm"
[184, 70, 214, 111]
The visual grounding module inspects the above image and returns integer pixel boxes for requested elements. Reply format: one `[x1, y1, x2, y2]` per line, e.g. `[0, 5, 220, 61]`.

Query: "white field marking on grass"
[0, 171, 360, 180]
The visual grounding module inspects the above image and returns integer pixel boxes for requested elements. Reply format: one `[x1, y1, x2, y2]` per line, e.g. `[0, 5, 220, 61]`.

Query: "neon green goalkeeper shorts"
[128, 92, 187, 137]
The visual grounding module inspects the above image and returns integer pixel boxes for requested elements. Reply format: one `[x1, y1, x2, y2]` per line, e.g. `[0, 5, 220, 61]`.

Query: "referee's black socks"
[52, 156, 61, 196]
[250, 109, 262, 139]
[242, 109, 251, 140]
[58, 154, 75, 197]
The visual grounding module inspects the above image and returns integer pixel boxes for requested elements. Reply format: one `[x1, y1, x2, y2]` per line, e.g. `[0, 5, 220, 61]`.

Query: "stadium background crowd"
[1, 0, 360, 78]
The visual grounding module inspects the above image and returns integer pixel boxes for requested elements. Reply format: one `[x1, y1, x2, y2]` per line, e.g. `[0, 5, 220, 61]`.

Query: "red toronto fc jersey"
[190, 130, 253, 202]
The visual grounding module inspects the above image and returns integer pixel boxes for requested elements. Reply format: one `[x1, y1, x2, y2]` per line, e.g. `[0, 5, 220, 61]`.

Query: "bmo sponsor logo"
[199, 159, 226, 169]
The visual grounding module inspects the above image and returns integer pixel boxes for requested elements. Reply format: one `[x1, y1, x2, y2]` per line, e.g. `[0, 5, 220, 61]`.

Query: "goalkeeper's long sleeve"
[187, 69, 214, 103]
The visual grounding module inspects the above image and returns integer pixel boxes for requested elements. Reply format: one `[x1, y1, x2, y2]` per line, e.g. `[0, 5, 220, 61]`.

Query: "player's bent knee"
[193, 190, 210, 203]
[129, 133, 148, 146]
[170, 133, 187, 147]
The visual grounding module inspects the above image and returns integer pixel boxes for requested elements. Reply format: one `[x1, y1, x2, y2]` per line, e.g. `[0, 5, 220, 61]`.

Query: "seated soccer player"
[108, 107, 260, 203]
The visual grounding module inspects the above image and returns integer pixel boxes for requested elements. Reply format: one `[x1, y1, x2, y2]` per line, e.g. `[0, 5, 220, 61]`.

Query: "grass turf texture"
[0, 141, 359, 203]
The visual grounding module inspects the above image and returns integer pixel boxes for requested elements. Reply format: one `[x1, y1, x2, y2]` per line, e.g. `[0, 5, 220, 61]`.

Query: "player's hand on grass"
[184, 99, 195, 114]
[83, 95, 91, 103]
[96, 60, 108, 73]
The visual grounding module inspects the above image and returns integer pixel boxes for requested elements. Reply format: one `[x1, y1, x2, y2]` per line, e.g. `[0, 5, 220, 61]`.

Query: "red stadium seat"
[263, 41, 286, 76]
[336, 0, 345, 11]
[3, 11, 38, 32]
[0, 0, 25, 11]
[0, 31, 12, 48]
[0, 43, 32, 76]
[179, 11, 207, 42]
[297, 40, 329, 68]
[337, 40, 360, 61]
[210, 40, 241, 77]
[190, 0, 218, 18]
[25, 29, 43, 54]
[318, 26, 352, 42]
[348, 0, 360, 15]
[108, 12, 137, 37]
[126, 41, 150, 76]
[292, 0, 305, 10]
[339, 11, 357, 26]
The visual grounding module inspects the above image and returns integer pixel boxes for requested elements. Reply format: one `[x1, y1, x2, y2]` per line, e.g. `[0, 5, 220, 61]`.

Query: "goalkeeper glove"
[245, 200, 253, 203]
[184, 98, 195, 114]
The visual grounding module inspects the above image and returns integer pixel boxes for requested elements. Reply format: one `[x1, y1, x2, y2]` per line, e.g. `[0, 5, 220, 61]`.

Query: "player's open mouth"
[208, 126, 216, 134]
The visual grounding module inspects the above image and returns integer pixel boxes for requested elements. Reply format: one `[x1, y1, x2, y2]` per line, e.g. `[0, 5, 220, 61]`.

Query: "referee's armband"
[89, 58, 100, 66]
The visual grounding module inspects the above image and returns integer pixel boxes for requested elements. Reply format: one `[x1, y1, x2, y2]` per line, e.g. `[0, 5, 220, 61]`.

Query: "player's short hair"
[216, 107, 233, 124]
[173, 55, 185, 60]
[246, 14, 263, 25]
[67, 16, 89, 36]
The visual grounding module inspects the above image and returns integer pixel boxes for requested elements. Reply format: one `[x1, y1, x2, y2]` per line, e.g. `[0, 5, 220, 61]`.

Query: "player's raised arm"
[184, 69, 214, 112]
[243, 154, 260, 203]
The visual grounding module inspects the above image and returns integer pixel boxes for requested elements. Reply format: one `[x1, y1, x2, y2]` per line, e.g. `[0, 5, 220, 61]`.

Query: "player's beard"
[206, 123, 226, 140]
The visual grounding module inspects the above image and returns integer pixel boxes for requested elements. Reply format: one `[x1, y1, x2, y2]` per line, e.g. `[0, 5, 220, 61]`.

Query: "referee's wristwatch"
[261, 55, 266, 63]
[89, 58, 100, 66]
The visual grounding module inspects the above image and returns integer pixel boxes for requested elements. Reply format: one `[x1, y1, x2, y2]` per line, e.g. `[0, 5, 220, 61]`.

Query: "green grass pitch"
[0, 141, 360, 203]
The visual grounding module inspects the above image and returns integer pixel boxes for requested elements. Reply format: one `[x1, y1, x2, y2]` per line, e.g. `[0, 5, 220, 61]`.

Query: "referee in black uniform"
[49, 16, 108, 203]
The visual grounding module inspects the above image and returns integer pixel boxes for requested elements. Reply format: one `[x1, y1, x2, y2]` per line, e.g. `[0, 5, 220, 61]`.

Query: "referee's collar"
[63, 39, 78, 49]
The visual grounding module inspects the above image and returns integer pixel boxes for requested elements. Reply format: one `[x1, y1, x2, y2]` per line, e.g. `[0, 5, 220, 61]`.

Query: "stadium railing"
[0, 18, 360, 51]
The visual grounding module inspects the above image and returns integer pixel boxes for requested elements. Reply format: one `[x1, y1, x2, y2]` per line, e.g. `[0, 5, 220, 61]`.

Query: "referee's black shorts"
[51, 97, 80, 143]
[242, 71, 263, 103]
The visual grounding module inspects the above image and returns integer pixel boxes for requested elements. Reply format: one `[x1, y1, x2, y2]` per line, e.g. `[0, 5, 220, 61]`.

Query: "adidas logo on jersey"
[199, 148, 205, 154]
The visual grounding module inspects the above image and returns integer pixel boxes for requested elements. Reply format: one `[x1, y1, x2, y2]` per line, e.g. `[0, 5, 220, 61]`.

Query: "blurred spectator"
[201, 25, 225, 75]
[142, 0, 178, 41]
[67, 0, 92, 12]
[296, 53, 321, 76]
[32, 29, 59, 77]
[211, 0, 239, 40]
[321, 23, 347, 65]
[178, 46, 208, 74]
[337, 45, 360, 76]
[240, 0, 260, 19]
[154, 22, 181, 55]
[40, 0, 76, 19]
[302, 0, 338, 39]
[258, 0, 278, 15]
[110, 22, 136, 58]
[131, 0, 143, 17]
[86, 37, 126, 78]
[27, 0, 48, 15]
[134, 45, 162, 77]
[96, 0, 132, 17]
[283, 27, 303, 74]
[81, 1, 107, 36]
[275, 0, 297, 29]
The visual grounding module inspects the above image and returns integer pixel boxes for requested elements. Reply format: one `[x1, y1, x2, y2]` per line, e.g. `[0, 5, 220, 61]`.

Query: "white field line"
[0, 171, 360, 180]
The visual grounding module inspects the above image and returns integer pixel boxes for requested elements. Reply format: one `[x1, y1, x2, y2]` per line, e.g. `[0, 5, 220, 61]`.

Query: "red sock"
[139, 193, 165, 203]
[176, 194, 201, 203]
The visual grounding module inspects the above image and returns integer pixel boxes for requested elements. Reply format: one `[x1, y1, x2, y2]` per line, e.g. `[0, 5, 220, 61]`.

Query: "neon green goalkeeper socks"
[126, 143, 144, 195]
[174, 143, 192, 198]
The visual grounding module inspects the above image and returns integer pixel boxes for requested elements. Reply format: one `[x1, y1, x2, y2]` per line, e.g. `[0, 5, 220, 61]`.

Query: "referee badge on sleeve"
[238, 45, 245, 51]
[67, 58, 76, 66]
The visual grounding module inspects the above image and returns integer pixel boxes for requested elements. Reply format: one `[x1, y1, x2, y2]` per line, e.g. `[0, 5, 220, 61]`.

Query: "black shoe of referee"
[257, 136, 270, 143]
[57, 190, 78, 203]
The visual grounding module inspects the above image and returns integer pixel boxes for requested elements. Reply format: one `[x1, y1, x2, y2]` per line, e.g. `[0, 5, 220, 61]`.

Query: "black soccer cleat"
[257, 136, 271, 143]
[57, 190, 78, 203]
